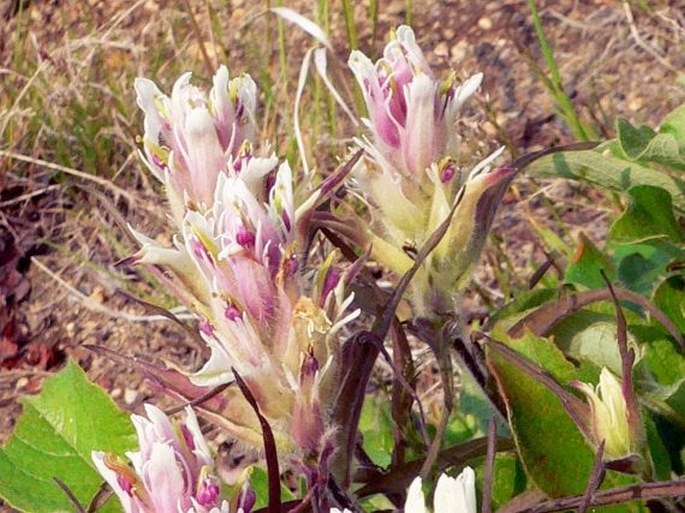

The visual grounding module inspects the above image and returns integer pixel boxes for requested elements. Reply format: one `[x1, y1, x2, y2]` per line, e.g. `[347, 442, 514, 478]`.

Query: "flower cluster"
[92, 405, 235, 513]
[349, 26, 515, 315]
[125, 69, 357, 458]
[115, 22, 515, 509]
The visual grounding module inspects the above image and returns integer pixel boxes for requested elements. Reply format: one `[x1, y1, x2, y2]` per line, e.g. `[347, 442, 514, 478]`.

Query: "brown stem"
[526, 479, 685, 513]
[482, 417, 498, 513]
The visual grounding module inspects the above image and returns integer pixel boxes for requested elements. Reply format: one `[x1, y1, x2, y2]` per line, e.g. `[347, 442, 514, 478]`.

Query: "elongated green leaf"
[527, 150, 685, 213]
[0, 360, 136, 512]
[485, 332, 595, 497]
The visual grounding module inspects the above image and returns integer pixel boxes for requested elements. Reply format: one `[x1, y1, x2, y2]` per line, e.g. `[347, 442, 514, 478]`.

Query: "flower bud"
[573, 367, 643, 460]
[291, 351, 325, 452]
[403, 467, 477, 513]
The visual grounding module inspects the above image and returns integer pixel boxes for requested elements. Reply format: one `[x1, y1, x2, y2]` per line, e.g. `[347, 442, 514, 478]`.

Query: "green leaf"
[566, 321, 623, 375]
[660, 103, 685, 149]
[608, 186, 683, 244]
[0, 360, 136, 513]
[645, 412, 673, 480]
[637, 336, 685, 424]
[488, 288, 558, 328]
[653, 275, 685, 333]
[642, 337, 685, 387]
[359, 395, 394, 468]
[248, 466, 297, 511]
[486, 332, 594, 497]
[473, 453, 527, 511]
[565, 232, 614, 290]
[617, 118, 684, 169]
[527, 150, 685, 213]
[617, 118, 657, 160]
[616, 250, 665, 297]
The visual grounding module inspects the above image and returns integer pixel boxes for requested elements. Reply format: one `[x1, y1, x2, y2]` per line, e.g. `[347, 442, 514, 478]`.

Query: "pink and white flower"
[135, 66, 257, 219]
[349, 26, 515, 315]
[92, 405, 230, 513]
[126, 65, 359, 458]
[349, 25, 482, 179]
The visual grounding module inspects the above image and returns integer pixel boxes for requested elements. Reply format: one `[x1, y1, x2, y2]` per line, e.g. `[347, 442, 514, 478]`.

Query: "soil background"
[1, 0, 684, 510]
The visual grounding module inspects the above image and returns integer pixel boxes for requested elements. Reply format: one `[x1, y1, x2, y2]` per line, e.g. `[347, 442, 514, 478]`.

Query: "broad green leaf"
[652, 414, 685, 475]
[639, 134, 685, 170]
[608, 186, 683, 244]
[617, 118, 657, 160]
[248, 466, 297, 510]
[636, 337, 685, 424]
[485, 332, 594, 497]
[359, 395, 394, 468]
[486, 336, 645, 509]
[526, 150, 685, 213]
[616, 250, 666, 297]
[473, 453, 527, 511]
[0, 360, 136, 513]
[617, 119, 684, 169]
[565, 232, 614, 290]
[653, 275, 685, 333]
[488, 288, 558, 328]
[610, 242, 685, 296]
[645, 412, 673, 480]
[458, 368, 509, 437]
[660, 103, 685, 149]
[641, 338, 685, 387]
[566, 321, 623, 375]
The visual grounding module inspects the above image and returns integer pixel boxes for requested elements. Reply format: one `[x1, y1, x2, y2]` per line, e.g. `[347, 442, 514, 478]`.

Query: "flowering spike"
[128, 65, 358, 463]
[349, 26, 514, 315]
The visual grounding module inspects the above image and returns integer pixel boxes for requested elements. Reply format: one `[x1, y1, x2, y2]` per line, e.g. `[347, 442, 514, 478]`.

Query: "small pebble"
[124, 388, 138, 405]
[89, 286, 106, 305]
[111, 387, 122, 399]
[628, 98, 643, 111]
[478, 17, 493, 30]
[451, 40, 468, 61]
[434, 41, 449, 57]
[16, 377, 28, 390]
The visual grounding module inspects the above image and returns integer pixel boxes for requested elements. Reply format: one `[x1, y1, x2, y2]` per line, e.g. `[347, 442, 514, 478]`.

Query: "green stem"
[528, 0, 596, 140]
